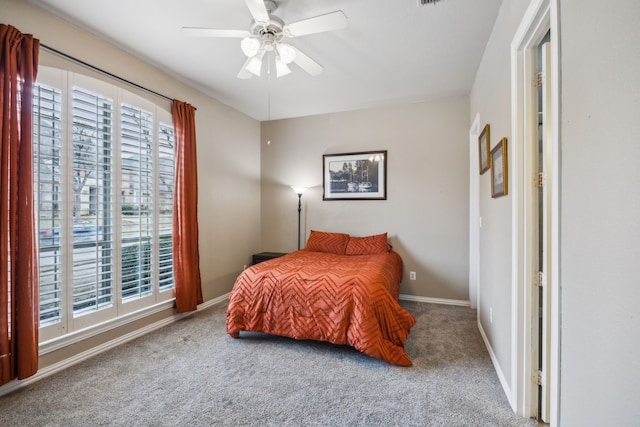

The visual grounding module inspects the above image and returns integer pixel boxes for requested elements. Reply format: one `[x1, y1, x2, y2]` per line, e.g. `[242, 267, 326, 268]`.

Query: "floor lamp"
[291, 186, 308, 250]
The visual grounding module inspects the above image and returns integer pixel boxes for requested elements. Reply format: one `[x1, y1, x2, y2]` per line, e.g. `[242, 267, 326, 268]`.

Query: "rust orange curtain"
[0, 24, 40, 385]
[172, 100, 203, 313]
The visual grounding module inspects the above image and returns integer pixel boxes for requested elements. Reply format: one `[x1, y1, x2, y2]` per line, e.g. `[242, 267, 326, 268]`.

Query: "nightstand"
[251, 252, 287, 265]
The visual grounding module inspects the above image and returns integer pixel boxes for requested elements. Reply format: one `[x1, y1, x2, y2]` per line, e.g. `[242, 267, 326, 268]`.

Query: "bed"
[226, 231, 416, 366]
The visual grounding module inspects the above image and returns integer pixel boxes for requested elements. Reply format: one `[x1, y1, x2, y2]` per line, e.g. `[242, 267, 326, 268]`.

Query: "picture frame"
[323, 150, 387, 200]
[478, 124, 490, 174]
[491, 137, 508, 198]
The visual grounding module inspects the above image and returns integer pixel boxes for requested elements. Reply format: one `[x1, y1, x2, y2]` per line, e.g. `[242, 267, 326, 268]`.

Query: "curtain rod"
[40, 43, 196, 110]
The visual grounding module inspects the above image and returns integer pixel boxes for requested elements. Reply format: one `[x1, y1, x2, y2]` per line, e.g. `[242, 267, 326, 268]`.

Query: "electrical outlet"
[243, 265, 247, 270]
[410, 271, 416, 281]
[490, 307, 493, 323]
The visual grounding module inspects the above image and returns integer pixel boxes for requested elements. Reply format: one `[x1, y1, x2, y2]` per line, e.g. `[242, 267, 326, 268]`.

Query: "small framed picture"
[491, 138, 508, 198]
[323, 150, 387, 200]
[478, 124, 490, 174]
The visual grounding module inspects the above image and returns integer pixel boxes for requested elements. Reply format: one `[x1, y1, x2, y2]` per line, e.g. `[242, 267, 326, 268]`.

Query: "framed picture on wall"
[478, 124, 490, 174]
[323, 150, 387, 200]
[491, 137, 508, 198]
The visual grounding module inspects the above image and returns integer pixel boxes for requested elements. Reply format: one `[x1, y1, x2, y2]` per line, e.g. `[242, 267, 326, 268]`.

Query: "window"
[33, 67, 174, 342]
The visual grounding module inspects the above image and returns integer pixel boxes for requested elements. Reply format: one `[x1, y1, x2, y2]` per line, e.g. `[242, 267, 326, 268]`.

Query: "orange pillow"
[346, 233, 392, 255]
[305, 230, 349, 255]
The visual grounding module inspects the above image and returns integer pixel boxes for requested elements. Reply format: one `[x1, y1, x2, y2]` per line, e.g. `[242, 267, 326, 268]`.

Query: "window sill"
[39, 299, 177, 355]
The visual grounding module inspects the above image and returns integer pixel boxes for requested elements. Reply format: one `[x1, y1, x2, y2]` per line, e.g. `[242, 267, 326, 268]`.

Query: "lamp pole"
[291, 186, 307, 250]
[297, 192, 302, 250]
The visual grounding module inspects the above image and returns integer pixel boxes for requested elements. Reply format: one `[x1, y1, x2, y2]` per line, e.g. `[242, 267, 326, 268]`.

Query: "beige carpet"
[0, 300, 536, 426]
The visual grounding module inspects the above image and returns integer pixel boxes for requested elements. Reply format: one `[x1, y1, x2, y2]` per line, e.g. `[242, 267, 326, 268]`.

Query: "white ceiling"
[29, 0, 502, 121]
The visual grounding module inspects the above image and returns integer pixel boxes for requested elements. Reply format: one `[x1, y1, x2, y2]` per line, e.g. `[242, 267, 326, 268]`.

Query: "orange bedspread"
[226, 250, 416, 366]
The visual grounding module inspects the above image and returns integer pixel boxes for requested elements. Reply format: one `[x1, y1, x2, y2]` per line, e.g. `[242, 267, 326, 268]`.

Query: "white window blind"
[33, 67, 175, 341]
[71, 86, 114, 316]
[120, 104, 153, 301]
[33, 82, 63, 326]
[157, 123, 175, 291]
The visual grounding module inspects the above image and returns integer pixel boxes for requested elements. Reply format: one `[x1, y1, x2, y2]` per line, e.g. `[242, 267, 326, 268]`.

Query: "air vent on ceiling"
[418, 0, 442, 5]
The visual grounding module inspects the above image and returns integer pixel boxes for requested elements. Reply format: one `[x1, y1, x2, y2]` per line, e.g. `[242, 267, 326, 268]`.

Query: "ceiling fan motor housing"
[250, 15, 285, 50]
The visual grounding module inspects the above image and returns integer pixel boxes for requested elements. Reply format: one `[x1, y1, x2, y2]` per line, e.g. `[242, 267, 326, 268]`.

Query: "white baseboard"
[0, 293, 230, 398]
[477, 318, 512, 407]
[399, 294, 471, 307]
[197, 293, 229, 310]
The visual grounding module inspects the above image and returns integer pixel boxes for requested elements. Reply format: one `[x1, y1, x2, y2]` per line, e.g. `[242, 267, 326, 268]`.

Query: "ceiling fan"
[183, 0, 347, 79]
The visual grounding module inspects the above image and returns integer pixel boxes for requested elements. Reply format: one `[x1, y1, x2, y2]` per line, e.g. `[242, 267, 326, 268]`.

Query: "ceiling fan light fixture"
[241, 37, 261, 57]
[246, 55, 263, 76]
[276, 43, 296, 64]
[275, 57, 291, 77]
[186, 0, 346, 79]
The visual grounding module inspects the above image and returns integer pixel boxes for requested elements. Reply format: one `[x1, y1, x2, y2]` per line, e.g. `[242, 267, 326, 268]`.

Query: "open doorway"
[510, 0, 559, 424]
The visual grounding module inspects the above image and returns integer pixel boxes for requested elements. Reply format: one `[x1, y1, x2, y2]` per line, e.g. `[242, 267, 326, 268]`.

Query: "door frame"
[469, 113, 480, 311]
[510, 0, 559, 424]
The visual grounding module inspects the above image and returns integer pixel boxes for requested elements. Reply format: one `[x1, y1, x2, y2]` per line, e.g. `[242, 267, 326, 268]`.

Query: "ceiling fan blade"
[182, 27, 250, 38]
[245, 0, 271, 26]
[290, 46, 323, 76]
[283, 11, 347, 38]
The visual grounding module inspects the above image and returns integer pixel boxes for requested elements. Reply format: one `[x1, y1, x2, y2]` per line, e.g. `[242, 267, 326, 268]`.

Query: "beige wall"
[260, 96, 470, 301]
[2, 0, 261, 367]
[559, 0, 640, 423]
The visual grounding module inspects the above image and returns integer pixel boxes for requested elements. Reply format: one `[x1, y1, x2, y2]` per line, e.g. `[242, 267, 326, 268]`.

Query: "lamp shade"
[246, 55, 263, 76]
[275, 57, 291, 77]
[240, 37, 261, 57]
[277, 43, 296, 64]
[291, 186, 308, 195]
